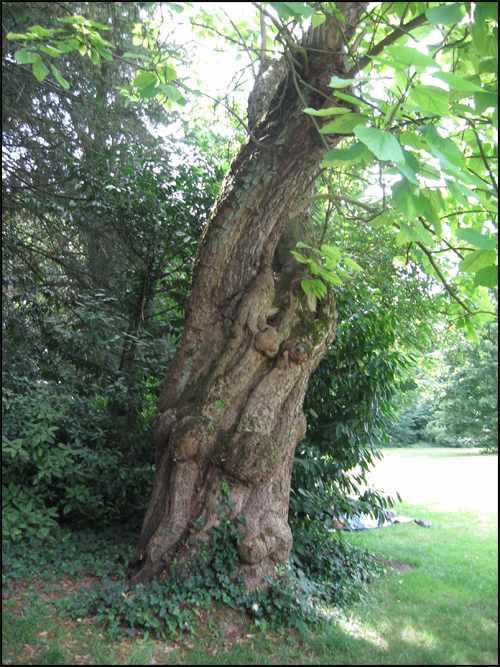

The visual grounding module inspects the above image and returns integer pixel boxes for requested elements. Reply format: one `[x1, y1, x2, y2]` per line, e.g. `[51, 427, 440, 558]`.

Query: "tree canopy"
[6, 1, 497, 331]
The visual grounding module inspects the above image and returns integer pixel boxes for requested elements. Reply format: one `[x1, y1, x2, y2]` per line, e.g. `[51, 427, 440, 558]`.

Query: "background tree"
[388, 292, 498, 452]
[2, 1, 222, 540]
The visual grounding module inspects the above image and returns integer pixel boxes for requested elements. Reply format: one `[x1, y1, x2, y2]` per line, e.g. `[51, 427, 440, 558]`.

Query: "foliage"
[2, 2, 223, 547]
[305, 1, 498, 334]
[291, 262, 429, 530]
[2, 372, 155, 542]
[289, 521, 382, 609]
[6, 2, 498, 336]
[389, 297, 498, 451]
[3, 450, 497, 665]
[2, 520, 141, 585]
[425, 314, 498, 451]
[388, 396, 436, 447]
[2, 485, 382, 639]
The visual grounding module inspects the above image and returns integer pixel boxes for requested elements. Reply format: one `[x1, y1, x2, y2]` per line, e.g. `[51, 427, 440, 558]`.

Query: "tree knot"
[282, 338, 307, 364]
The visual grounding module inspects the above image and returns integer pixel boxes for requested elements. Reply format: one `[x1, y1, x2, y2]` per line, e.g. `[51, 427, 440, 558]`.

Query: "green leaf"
[320, 114, 369, 135]
[396, 148, 420, 185]
[50, 64, 70, 89]
[447, 180, 469, 205]
[156, 83, 181, 102]
[408, 85, 449, 118]
[343, 257, 364, 272]
[426, 3, 466, 26]
[399, 221, 421, 243]
[322, 141, 366, 166]
[312, 12, 326, 29]
[95, 45, 113, 62]
[384, 44, 441, 72]
[89, 49, 100, 67]
[424, 207, 442, 238]
[414, 220, 435, 248]
[399, 131, 427, 151]
[321, 244, 342, 260]
[325, 272, 343, 286]
[7, 33, 33, 41]
[392, 179, 426, 220]
[465, 323, 480, 344]
[291, 251, 311, 265]
[165, 2, 185, 13]
[473, 265, 498, 287]
[284, 2, 315, 19]
[396, 231, 409, 246]
[57, 15, 89, 25]
[370, 211, 393, 229]
[88, 20, 110, 30]
[32, 58, 50, 82]
[52, 38, 79, 53]
[38, 44, 62, 57]
[458, 249, 497, 273]
[132, 70, 158, 88]
[122, 52, 151, 60]
[474, 91, 498, 115]
[429, 71, 484, 93]
[456, 229, 497, 250]
[14, 50, 38, 64]
[334, 91, 368, 107]
[138, 86, 158, 99]
[303, 107, 350, 116]
[329, 75, 371, 88]
[302, 278, 328, 297]
[418, 163, 442, 182]
[269, 1, 307, 20]
[162, 65, 178, 82]
[28, 25, 54, 37]
[354, 126, 404, 163]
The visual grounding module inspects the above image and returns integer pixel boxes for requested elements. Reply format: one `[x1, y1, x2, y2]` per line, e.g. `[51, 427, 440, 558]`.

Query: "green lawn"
[327, 446, 498, 665]
[2, 447, 498, 665]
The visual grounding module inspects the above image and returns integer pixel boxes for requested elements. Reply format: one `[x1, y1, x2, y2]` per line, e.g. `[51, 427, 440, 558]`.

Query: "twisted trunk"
[129, 4, 365, 590]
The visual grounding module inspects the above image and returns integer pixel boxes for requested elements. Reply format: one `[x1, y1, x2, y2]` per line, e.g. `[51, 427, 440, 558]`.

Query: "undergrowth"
[2, 484, 382, 640]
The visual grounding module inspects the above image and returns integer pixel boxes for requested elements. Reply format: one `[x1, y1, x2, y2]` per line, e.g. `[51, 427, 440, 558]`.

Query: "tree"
[425, 301, 498, 451]
[6, 2, 498, 591]
[2, 2, 221, 538]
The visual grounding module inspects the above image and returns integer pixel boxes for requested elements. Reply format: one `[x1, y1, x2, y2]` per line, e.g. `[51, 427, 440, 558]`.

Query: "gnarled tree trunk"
[129, 4, 366, 591]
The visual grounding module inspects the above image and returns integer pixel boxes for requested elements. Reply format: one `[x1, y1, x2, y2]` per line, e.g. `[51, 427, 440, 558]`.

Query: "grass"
[2, 447, 498, 665]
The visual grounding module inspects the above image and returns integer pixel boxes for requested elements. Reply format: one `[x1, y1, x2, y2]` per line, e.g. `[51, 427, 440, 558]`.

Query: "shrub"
[2, 373, 154, 542]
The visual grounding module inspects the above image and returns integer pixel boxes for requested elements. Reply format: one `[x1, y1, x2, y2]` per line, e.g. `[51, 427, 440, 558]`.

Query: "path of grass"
[2, 448, 498, 664]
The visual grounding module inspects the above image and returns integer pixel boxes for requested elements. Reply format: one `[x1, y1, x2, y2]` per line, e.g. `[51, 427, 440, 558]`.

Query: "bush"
[2, 372, 155, 542]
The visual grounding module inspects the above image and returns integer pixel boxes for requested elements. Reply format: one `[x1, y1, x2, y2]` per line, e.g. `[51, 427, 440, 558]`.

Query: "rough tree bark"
[129, 3, 367, 591]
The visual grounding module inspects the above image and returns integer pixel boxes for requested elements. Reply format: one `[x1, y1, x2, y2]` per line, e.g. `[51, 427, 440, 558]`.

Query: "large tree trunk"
[129, 4, 365, 591]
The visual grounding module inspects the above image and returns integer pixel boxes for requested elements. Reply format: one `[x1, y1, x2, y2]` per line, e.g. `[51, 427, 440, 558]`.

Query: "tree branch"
[346, 12, 429, 78]
[290, 192, 379, 219]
